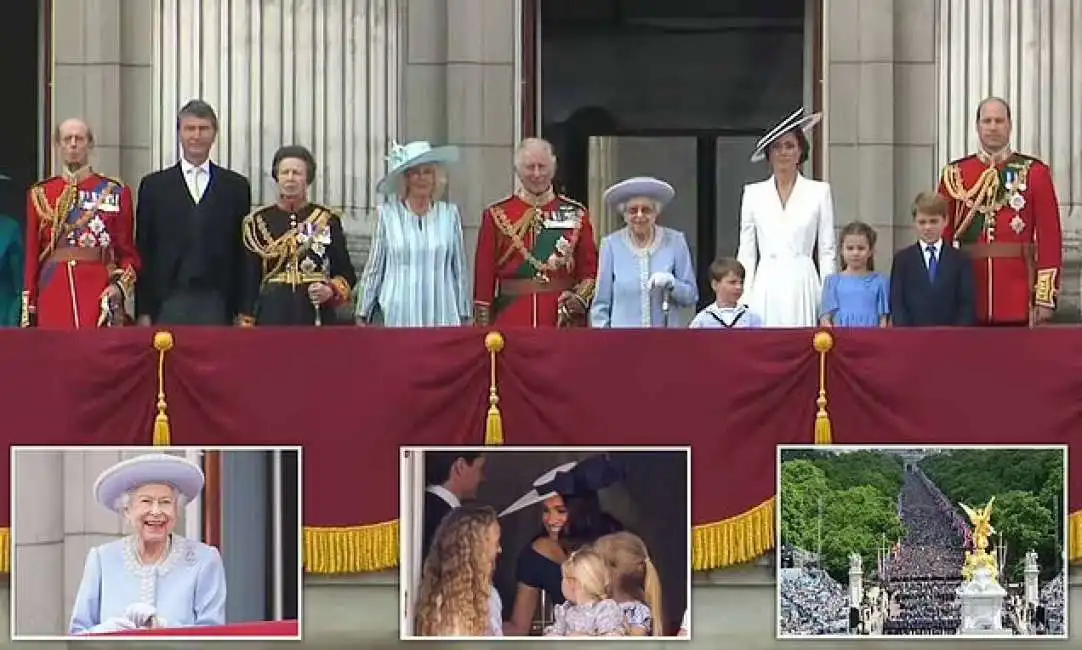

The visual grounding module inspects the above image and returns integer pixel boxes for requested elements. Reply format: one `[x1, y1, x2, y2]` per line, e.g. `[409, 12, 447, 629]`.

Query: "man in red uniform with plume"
[22, 118, 140, 329]
[473, 138, 598, 327]
[938, 97, 1063, 326]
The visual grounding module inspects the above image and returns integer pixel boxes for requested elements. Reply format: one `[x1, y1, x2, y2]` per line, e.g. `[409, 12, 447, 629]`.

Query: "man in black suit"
[890, 192, 976, 326]
[135, 100, 253, 325]
[422, 451, 486, 562]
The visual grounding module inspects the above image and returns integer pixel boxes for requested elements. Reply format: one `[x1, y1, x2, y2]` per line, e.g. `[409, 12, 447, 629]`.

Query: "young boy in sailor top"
[689, 258, 763, 329]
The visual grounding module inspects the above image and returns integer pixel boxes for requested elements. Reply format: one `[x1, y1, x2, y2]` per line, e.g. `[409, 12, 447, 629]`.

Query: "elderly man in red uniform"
[938, 97, 1063, 327]
[473, 138, 598, 327]
[22, 118, 140, 329]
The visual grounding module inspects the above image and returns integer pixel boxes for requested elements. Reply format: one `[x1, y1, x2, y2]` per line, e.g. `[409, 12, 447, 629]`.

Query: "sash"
[39, 178, 115, 288]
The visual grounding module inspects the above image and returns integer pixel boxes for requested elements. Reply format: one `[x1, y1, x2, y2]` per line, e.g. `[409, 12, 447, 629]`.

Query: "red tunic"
[473, 189, 598, 328]
[22, 171, 140, 329]
[938, 152, 1063, 325]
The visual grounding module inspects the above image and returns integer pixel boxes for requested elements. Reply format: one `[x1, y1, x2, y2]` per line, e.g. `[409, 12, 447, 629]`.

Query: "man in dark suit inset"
[890, 191, 976, 327]
[135, 100, 253, 326]
[422, 451, 486, 562]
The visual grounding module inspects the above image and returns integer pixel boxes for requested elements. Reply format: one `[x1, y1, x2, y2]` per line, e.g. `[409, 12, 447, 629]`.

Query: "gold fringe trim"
[0, 508, 1072, 575]
[691, 498, 776, 571]
[304, 521, 399, 574]
[484, 331, 505, 445]
[812, 330, 834, 445]
[1071, 509, 1082, 564]
[151, 331, 175, 446]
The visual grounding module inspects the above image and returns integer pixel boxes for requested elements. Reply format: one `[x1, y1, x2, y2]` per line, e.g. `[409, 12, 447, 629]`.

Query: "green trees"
[780, 451, 905, 582]
[920, 449, 1064, 582]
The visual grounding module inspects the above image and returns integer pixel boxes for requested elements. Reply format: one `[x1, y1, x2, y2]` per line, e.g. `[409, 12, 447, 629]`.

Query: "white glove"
[124, 602, 158, 628]
[648, 272, 675, 290]
[97, 616, 137, 632]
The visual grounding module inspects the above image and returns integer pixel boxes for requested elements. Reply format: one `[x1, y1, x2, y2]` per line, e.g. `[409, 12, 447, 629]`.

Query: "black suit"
[422, 490, 455, 564]
[135, 162, 252, 324]
[890, 242, 976, 326]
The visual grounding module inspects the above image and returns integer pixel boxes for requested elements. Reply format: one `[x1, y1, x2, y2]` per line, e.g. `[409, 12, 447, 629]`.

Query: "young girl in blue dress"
[819, 222, 889, 328]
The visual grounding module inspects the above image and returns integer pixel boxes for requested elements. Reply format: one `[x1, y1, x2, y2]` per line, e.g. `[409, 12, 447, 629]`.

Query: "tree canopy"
[780, 450, 906, 582]
[919, 448, 1064, 581]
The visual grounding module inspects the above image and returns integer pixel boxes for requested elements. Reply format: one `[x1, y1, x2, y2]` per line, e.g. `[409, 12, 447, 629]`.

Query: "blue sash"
[40, 178, 112, 290]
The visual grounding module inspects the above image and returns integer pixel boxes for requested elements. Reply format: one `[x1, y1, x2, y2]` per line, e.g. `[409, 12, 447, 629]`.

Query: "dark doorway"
[535, 0, 812, 309]
[0, 0, 44, 227]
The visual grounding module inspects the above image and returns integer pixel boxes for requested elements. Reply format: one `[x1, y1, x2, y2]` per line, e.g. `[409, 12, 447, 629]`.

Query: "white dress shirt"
[425, 484, 460, 509]
[181, 159, 210, 203]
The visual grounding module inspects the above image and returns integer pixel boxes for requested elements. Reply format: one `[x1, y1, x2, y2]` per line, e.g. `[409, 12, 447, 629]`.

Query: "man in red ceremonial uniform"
[22, 118, 140, 329]
[937, 97, 1063, 326]
[473, 138, 598, 327]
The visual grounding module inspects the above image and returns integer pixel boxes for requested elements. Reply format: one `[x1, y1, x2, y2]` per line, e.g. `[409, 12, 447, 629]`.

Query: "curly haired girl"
[414, 504, 502, 637]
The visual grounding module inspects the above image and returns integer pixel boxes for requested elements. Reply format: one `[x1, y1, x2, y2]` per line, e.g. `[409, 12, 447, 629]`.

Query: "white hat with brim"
[375, 141, 460, 195]
[498, 461, 578, 518]
[602, 177, 675, 211]
[94, 453, 205, 512]
[750, 107, 823, 163]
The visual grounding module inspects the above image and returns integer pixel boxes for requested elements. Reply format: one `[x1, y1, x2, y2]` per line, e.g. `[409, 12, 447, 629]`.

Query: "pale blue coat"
[69, 535, 227, 634]
[356, 200, 471, 326]
[590, 226, 698, 328]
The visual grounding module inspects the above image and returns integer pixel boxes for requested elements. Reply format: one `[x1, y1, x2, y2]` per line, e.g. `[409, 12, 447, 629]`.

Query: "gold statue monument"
[960, 496, 998, 582]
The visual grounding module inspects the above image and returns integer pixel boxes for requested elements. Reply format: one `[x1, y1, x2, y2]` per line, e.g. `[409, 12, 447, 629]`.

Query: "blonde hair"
[594, 532, 665, 636]
[563, 548, 612, 604]
[414, 504, 497, 637]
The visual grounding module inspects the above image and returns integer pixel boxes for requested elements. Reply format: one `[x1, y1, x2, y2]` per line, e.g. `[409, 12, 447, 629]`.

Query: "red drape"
[0, 327, 1077, 574]
[92, 620, 299, 637]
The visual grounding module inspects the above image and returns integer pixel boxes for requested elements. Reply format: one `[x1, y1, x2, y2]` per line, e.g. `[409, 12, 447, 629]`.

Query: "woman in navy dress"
[499, 455, 624, 635]
[819, 222, 889, 328]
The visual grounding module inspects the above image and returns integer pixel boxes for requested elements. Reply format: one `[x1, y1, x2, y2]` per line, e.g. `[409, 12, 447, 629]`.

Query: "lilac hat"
[94, 453, 205, 512]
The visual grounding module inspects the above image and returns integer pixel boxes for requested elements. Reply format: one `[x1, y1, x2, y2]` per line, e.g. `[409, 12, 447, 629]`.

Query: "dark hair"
[766, 127, 810, 165]
[709, 257, 745, 282]
[424, 451, 483, 486]
[176, 100, 219, 131]
[911, 191, 948, 219]
[838, 221, 878, 271]
[536, 491, 623, 554]
[975, 97, 1011, 123]
[271, 145, 317, 183]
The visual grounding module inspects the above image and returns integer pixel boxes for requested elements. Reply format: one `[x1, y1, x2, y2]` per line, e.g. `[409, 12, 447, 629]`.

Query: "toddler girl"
[593, 531, 664, 635]
[544, 548, 626, 637]
[819, 221, 889, 328]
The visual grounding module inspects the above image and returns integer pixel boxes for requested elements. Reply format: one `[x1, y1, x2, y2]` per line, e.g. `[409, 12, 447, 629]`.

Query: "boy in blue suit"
[890, 192, 976, 326]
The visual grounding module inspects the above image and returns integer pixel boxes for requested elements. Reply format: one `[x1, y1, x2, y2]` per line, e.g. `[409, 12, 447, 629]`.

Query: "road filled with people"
[778, 568, 849, 635]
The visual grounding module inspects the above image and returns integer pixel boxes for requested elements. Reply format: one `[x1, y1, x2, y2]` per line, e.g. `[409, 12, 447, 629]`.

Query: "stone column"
[12, 450, 64, 636]
[848, 556, 863, 609]
[587, 136, 619, 240]
[1024, 551, 1040, 605]
[150, 0, 404, 277]
[936, 0, 1082, 320]
[825, 0, 897, 262]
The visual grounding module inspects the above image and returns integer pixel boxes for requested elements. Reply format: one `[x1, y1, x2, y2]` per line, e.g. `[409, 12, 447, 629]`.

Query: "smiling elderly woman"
[589, 177, 698, 328]
[68, 454, 226, 634]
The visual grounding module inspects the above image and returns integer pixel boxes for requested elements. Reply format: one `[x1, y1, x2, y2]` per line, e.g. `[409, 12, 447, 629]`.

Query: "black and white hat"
[750, 107, 823, 163]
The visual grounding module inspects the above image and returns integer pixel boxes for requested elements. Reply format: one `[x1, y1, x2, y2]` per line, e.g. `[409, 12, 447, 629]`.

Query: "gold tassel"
[484, 331, 505, 445]
[812, 330, 834, 445]
[152, 331, 175, 446]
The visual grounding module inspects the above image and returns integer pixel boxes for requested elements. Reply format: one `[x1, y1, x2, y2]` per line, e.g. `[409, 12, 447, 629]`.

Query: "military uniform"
[473, 188, 598, 327]
[938, 151, 1063, 325]
[22, 169, 139, 329]
[237, 202, 356, 326]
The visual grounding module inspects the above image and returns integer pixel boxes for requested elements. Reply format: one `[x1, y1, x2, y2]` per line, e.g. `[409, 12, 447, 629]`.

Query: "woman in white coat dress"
[736, 108, 837, 327]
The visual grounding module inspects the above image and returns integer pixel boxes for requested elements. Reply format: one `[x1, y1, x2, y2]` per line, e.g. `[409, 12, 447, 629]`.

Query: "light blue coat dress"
[69, 535, 227, 634]
[590, 226, 698, 328]
[356, 200, 471, 326]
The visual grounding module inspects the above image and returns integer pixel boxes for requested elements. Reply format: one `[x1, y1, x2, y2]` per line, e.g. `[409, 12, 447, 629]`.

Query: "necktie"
[926, 245, 937, 282]
[192, 167, 204, 202]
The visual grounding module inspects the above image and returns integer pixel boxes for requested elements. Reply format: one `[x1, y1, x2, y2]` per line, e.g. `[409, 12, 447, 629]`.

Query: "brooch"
[1009, 215, 1026, 234]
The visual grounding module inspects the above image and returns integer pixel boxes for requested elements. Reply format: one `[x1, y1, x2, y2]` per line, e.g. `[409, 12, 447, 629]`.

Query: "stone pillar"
[12, 450, 64, 636]
[936, 0, 1082, 321]
[825, 0, 897, 263]
[848, 557, 863, 608]
[587, 136, 620, 240]
[149, 0, 404, 277]
[1024, 551, 1040, 605]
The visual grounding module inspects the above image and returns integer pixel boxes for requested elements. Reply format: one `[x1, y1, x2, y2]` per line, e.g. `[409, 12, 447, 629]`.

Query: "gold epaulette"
[946, 154, 976, 168]
[31, 176, 60, 189]
[484, 194, 516, 212]
[558, 194, 587, 210]
[312, 204, 342, 221]
[1012, 152, 1043, 165]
